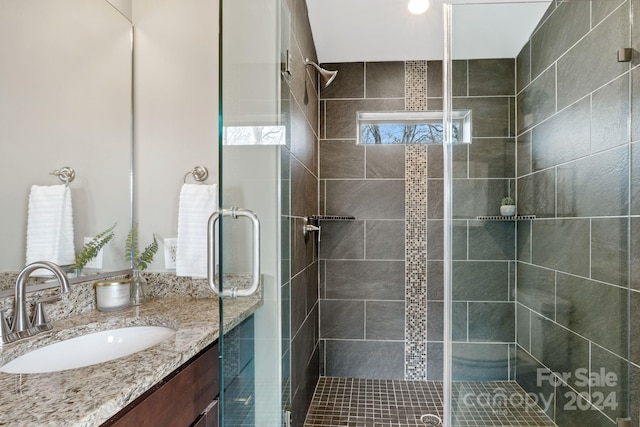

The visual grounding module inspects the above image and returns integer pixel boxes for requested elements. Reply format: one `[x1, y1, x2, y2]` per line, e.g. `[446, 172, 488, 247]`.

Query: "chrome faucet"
[10, 261, 70, 340]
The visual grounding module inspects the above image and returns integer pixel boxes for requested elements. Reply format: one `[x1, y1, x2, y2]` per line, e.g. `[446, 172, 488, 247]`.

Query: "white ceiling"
[306, 0, 551, 63]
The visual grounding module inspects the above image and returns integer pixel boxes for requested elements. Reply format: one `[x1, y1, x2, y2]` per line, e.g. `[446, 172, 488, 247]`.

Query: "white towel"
[26, 184, 75, 275]
[176, 183, 217, 278]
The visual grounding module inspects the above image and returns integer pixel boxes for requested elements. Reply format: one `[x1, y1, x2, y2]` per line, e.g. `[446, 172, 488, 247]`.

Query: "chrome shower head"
[305, 58, 338, 88]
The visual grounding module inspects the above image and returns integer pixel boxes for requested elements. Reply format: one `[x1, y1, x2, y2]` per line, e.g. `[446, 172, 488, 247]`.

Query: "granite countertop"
[0, 294, 262, 426]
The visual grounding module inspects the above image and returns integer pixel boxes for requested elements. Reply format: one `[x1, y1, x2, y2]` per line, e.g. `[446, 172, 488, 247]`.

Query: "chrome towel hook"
[184, 165, 208, 184]
[50, 166, 75, 185]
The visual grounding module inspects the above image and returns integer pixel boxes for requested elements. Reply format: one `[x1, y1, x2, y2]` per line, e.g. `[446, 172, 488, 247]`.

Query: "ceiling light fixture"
[408, 0, 429, 14]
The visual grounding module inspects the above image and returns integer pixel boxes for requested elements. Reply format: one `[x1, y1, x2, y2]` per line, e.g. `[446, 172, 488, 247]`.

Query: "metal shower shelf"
[475, 215, 536, 221]
[309, 215, 357, 221]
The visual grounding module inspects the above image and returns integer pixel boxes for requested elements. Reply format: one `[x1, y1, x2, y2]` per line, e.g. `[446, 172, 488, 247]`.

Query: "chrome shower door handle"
[207, 207, 261, 298]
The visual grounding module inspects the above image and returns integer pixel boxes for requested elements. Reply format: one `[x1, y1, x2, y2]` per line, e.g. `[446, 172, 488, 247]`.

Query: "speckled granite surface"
[0, 271, 52, 292]
[0, 275, 261, 427]
[0, 272, 17, 291]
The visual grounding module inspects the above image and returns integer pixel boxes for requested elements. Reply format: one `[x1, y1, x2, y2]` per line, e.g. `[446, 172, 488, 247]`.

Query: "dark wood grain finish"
[192, 399, 219, 427]
[103, 342, 219, 427]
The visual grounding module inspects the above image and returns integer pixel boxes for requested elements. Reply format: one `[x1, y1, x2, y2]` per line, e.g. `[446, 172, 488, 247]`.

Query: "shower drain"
[420, 414, 442, 426]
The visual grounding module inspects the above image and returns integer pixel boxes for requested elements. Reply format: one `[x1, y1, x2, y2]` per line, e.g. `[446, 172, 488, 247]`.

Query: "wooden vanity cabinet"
[192, 399, 219, 427]
[102, 341, 220, 427]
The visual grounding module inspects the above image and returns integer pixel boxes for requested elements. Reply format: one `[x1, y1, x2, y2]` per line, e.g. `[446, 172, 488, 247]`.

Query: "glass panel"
[219, 0, 284, 425]
[447, 1, 632, 426]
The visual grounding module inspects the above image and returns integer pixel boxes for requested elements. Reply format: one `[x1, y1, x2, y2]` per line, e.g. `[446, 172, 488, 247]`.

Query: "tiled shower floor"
[304, 377, 557, 427]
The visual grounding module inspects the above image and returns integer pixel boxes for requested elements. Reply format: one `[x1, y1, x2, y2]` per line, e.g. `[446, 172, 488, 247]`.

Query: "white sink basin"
[1, 326, 175, 374]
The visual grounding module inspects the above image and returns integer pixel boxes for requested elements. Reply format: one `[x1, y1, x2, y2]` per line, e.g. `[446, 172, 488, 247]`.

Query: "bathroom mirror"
[0, 0, 133, 289]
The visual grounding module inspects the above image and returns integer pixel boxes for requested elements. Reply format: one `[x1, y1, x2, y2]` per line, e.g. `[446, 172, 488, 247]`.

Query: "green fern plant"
[73, 223, 117, 270]
[125, 224, 158, 271]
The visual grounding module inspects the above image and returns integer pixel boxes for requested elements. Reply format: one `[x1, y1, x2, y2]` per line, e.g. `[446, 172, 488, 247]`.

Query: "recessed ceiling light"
[408, 0, 429, 15]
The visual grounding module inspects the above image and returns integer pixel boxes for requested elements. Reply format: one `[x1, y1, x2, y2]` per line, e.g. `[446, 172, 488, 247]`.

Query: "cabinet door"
[223, 316, 255, 425]
[105, 343, 219, 427]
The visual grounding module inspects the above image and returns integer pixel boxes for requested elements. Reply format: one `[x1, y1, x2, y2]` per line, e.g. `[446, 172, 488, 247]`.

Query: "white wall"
[222, 0, 281, 126]
[133, 0, 219, 271]
[107, 0, 132, 20]
[134, 0, 282, 272]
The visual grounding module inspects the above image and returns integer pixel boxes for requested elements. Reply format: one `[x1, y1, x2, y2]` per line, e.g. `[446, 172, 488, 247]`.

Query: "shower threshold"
[304, 377, 557, 427]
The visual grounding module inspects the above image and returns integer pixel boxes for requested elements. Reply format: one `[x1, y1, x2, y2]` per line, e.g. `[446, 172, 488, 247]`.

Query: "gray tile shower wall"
[448, 58, 516, 383]
[319, 61, 408, 380]
[515, 1, 636, 425]
[283, 1, 321, 426]
[318, 58, 516, 382]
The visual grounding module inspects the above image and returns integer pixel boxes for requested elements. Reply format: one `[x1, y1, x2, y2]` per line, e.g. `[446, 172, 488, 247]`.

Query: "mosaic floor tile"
[304, 377, 557, 427]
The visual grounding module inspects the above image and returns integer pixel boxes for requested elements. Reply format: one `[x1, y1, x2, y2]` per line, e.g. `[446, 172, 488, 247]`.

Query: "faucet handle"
[31, 295, 59, 332]
[0, 310, 15, 346]
[303, 217, 322, 241]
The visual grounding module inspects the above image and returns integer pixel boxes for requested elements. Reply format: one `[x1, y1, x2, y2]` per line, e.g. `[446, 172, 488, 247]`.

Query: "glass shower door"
[445, 1, 633, 426]
[217, 0, 284, 425]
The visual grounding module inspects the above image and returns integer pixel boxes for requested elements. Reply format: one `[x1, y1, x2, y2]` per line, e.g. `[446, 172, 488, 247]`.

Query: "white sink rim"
[1, 326, 175, 374]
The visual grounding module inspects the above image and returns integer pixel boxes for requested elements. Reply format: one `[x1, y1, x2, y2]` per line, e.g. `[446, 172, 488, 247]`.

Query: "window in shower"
[356, 110, 471, 144]
[222, 125, 286, 145]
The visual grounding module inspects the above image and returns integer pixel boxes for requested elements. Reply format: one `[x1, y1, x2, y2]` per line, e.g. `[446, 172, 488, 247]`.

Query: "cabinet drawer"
[104, 342, 219, 427]
[192, 399, 219, 427]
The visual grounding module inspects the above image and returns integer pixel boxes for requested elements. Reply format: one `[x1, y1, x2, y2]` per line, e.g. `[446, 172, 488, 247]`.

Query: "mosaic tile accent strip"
[405, 61, 428, 112]
[304, 377, 557, 427]
[404, 61, 429, 380]
[405, 144, 428, 380]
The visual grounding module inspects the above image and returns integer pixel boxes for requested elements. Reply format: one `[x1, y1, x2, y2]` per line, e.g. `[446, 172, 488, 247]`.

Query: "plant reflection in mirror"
[73, 223, 117, 273]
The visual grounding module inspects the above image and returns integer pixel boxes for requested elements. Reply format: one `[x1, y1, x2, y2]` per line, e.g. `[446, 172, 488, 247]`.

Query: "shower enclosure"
[216, 0, 637, 425]
[301, 1, 637, 426]
[446, 1, 635, 425]
[217, 0, 285, 425]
